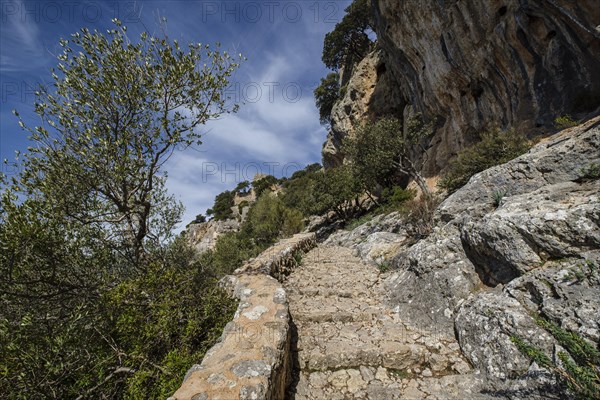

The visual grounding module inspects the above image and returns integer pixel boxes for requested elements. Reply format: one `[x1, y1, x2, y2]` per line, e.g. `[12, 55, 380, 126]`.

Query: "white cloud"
[0, 0, 45, 72]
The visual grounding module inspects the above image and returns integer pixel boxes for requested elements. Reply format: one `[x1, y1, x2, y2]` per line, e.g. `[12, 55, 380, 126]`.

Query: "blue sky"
[0, 0, 348, 228]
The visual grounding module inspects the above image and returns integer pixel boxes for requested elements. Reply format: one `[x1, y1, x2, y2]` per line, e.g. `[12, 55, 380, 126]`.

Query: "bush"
[207, 190, 235, 221]
[252, 175, 279, 198]
[554, 115, 579, 130]
[210, 232, 253, 275]
[242, 193, 304, 246]
[281, 164, 323, 217]
[439, 129, 531, 193]
[511, 314, 600, 399]
[282, 207, 305, 237]
[105, 238, 237, 398]
[0, 235, 237, 399]
[312, 165, 364, 220]
[345, 115, 435, 199]
[381, 186, 416, 207]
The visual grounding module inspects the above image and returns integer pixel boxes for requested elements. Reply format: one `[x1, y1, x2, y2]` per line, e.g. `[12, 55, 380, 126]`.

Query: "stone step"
[288, 299, 382, 323]
[285, 244, 475, 399]
[297, 341, 429, 372]
[291, 367, 492, 400]
[293, 320, 470, 373]
[286, 287, 378, 301]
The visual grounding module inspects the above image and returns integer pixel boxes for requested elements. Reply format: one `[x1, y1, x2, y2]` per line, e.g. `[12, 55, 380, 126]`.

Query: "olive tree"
[345, 116, 434, 199]
[0, 20, 242, 397]
[13, 19, 242, 266]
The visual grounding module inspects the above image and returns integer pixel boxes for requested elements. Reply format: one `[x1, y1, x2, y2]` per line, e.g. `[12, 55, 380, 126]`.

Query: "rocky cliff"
[322, 49, 405, 168]
[329, 116, 599, 397]
[186, 187, 256, 253]
[324, 0, 600, 175]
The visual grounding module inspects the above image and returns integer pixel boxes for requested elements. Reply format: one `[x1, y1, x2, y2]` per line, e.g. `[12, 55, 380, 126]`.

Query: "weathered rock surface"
[386, 223, 483, 332]
[461, 181, 599, 285]
[170, 273, 290, 400]
[382, 118, 600, 396]
[285, 245, 489, 399]
[324, 212, 409, 264]
[186, 219, 240, 253]
[372, 0, 600, 175]
[170, 234, 316, 400]
[185, 186, 257, 253]
[437, 117, 600, 223]
[322, 49, 405, 169]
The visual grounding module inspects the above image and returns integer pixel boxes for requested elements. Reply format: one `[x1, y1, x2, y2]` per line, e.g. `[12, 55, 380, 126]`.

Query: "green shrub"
[554, 115, 579, 130]
[439, 129, 531, 193]
[282, 207, 305, 237]
[105, 240, 237, 398]
[377, 261, 392, 273]
[579, 163, 600, 181]
[314, 72, 340, 125]
[381, 186, 416, 207]
[210, 232, 253, 275]
[241, 193, 305, 247]
[511, 315, 600, 399]
[207, 190, 235, 221]
[492, 189, 506, 208]
[345, 115, 435, 199]
[312, 165, 364, 220]
[281, 164, 323, 217]
[252, 175, 279, 198]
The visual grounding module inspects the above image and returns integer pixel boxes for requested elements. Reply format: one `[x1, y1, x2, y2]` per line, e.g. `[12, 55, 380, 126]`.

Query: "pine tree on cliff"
[322, 0, 373, 71]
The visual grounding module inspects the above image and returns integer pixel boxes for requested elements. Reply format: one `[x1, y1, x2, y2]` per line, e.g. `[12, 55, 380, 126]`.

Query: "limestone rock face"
[324, 212, 409, 264]
[322, 49, 405, 169]
[381, 117, 600, 394]
[372, 0, 600, 174]
[186, 219, 240, 253]
[324, 0, 600, 173]
[461, 181, 599, 285]
[186, 189, 256, 253]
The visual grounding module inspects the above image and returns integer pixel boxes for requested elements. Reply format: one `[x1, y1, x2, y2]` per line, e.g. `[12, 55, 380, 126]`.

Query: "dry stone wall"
[169, 233, 316, 400]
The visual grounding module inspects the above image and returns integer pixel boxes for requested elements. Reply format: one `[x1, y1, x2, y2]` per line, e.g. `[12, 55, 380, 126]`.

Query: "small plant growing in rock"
[511, 316, 600, 399]
[578, 163, 600, 181]
[554, 115, 579, 130]
[438, 128, 530, 193]
[561, 260, 599, 284]
[491, 189, 506, 208]
[292, 250, 303, 266]
[377, 261, 392, 273]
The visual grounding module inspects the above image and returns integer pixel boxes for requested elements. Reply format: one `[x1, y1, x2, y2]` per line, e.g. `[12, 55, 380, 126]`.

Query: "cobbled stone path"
[284, 245, 491, 399]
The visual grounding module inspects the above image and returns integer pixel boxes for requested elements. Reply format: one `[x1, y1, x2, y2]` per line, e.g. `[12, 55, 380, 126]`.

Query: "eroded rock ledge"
[169, 233, 316, 400]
